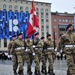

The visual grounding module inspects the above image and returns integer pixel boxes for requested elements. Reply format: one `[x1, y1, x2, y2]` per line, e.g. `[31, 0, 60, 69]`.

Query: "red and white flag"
[27, 0, 39, 37]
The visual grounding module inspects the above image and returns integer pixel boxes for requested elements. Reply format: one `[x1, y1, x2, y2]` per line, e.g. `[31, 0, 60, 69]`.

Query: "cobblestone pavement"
[0, 59, 68, 75]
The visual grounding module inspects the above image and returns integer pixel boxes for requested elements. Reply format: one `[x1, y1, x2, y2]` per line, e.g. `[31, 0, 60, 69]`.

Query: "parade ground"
[0, 59, 68, 75]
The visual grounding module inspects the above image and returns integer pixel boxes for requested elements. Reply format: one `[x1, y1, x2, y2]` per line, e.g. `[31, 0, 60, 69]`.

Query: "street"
[0, 59, 68, 75]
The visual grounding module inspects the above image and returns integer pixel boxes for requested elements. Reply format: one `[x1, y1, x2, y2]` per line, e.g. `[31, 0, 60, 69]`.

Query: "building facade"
[0, 0, 52, 51]
[51, 12, 74, 45]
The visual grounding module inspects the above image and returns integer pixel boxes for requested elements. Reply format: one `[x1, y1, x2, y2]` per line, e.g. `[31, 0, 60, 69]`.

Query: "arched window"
[3, 4, 6, 9]
[9, 5, 12, 10]
[20, 6, 23, 11]
[25, 7, 29, 11]
[14, 5, 18, 11]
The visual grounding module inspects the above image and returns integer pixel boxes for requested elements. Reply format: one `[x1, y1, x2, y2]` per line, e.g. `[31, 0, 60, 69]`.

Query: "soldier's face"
[36, 35, 39, 39]
[27, 38, 30, 41]
[48, 36, 51, 39]
[68, 26, 73, 31]
[13, 37, 16, 40]
[18, 35, 22, 39]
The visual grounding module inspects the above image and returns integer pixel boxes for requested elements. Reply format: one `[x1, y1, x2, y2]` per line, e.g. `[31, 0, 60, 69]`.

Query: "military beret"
[35, 32, 39, 36]
[66, 24, 72, 30]
[41, 36, 45, 39]
[47, 34, 51, 38]
[12, 35, 16, 37]
[18, 33, 22, 36]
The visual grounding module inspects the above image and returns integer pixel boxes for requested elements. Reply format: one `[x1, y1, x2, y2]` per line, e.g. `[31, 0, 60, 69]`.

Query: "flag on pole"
[27, 0, 39, 37]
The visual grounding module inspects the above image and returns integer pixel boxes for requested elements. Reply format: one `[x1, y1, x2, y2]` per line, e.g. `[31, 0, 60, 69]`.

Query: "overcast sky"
[30, 0, 75, 13]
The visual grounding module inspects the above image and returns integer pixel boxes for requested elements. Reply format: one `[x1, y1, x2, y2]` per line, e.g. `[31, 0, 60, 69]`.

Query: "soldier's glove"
[33, 45, 36, 48]
[32, 52, 35, 56]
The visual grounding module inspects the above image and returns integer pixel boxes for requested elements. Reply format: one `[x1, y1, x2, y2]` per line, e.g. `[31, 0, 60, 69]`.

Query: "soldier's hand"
[33, 45, 36, 48]
[32, 52, 35, 56]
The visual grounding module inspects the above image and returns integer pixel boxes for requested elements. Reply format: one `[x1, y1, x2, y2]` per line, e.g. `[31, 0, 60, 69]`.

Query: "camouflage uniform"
[57, 24, 75, 75]
[40, 36, 47, 74]
[33, 33, 42, 75]
[45, 34, 55, 75]
[23, 38, 34, 74]
[12, 33, 25, 75]
[8, 35, 17, 75]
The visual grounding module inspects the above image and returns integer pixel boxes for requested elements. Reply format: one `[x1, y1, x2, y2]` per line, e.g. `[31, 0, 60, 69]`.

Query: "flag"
[27, 0, 39, 37]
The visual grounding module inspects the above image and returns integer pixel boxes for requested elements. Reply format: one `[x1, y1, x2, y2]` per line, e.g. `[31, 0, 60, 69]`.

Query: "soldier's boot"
[13, 70, 17, 75]
[18, 70, 24, 75]
[67, 69, 70, 75]
[41, 66, 47, 74]
[48, 69, 55, 75]
[35, 70, 41, 75]
[27, 69, 32, 75]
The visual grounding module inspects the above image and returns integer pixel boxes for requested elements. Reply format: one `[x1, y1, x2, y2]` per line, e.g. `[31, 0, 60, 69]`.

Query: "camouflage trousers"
[33, 53, 40, 72]
[66, 54, 75, 75]
[42, 52, 54, 71]
[12, 54, 18, 73]
[23, 53, 33, 73]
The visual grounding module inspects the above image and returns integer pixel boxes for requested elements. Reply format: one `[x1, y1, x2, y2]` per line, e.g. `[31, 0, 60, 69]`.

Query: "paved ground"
[0, 59, 68, 75]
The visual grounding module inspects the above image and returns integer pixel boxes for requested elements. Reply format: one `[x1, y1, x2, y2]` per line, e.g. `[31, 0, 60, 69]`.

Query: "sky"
[30, 0, 75, 13]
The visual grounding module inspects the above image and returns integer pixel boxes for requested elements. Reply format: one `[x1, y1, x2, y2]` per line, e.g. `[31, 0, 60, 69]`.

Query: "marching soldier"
[40, 36, 47, 74]
[57, 24, 75, 75]
[24, 36, 34, 74]
[12, 33, 25, 75]
[8, 35, 17, 75]
[33, 32, 42, 75]
[45, 34, 55, 75]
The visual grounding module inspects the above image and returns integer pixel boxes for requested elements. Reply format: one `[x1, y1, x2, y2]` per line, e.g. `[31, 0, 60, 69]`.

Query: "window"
[9, 5, 12, 10]
[65, 19, 68, 22]
[20, 6, 23, 11]
[45, 9, 48, 13]
[41, 8, 44, 12]
[59, 19, 62, 22]
[46, 13, 48, 18]
[36, 8, 39, 12]
[25, 7, 29, 11]
[14, 5, 18, 10]
[54, 26, 57, 28]
[41, 32, 44, 36]
[72, 20, 74, 23]
[54, 18, 56, 22]
[4, 39, 7, 47]
[3, 4, 6, 9]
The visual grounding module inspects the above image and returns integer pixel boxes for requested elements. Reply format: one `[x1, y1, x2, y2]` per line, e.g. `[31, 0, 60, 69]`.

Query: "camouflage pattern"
[23, 39, 34, 74]
[33, 38, 42, 74]
[40, 39, 47, 74]
[8, 40, 18, 75]
[45, 38, 55, 74]
[57, 31, 75, 75]
[12, 39, 25, 75]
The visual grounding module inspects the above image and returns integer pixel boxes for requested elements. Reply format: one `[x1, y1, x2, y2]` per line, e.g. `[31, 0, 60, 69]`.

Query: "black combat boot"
[67, 69, 70, 75]
[48, 69, 55, 75]
[18, 70, 24, 75]
[27, 69, 32, 75]
[13, 70, 17, 75]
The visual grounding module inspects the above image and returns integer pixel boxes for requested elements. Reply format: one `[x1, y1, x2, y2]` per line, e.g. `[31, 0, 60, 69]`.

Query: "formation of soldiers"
[8, 23, 75, 75]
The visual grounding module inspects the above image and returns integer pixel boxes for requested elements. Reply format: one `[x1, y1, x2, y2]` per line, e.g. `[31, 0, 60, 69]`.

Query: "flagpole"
[32, 0, 34, 44]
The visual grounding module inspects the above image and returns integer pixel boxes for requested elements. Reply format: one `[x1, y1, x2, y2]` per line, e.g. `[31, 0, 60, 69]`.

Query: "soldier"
[8, 35, 17, 75]
[40, 36, 47, 74]
[24, 36, 34, 74]
[33, 32, 42, 75]
[57, 24, 75, 75]
[45, 34, 55, 75]
[12, 33, 25, 75]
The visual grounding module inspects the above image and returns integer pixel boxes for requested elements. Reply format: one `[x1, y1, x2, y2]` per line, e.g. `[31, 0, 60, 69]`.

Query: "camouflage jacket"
[8, 40, 15, 55]
[57, 31, 75, 53]
[12, 39, 25, 53]
[25, 40, 34, 53]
